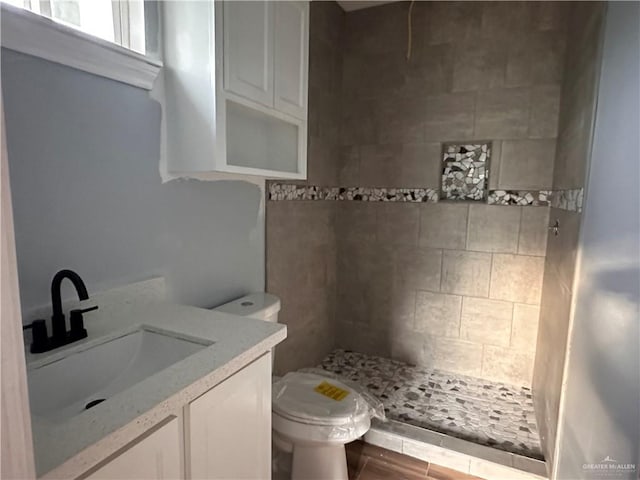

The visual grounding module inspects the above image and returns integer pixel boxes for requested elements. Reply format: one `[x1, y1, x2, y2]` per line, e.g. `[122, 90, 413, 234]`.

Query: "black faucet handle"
[23, 319, 50, 354]
[74, 305, 99, 315]
[68, 305, 97, 341]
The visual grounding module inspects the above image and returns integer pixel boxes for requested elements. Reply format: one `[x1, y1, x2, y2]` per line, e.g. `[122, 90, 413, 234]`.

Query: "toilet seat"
[273, 410, 370, 444]
[272, 373, 371, 443]
[273, 374, 367, 424]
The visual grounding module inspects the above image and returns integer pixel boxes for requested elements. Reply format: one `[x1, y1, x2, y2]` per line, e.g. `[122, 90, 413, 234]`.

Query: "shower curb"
[364, 419, 547, 480]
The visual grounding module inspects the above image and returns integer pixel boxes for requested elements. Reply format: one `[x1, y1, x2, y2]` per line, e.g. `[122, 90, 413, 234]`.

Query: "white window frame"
[0, 3, 162, 90]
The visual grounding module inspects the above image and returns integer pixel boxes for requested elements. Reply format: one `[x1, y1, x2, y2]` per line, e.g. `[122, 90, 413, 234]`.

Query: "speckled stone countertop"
[27, 301, 286, 479]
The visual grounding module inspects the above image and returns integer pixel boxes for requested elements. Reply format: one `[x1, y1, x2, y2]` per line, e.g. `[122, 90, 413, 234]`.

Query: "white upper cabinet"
[274, 2, 309, 119]
[223, 2, 274, 107]
[161, 0, 309, 179]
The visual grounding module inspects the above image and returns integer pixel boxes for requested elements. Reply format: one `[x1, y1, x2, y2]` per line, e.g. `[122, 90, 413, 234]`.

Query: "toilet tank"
[212, 293, 281, 323]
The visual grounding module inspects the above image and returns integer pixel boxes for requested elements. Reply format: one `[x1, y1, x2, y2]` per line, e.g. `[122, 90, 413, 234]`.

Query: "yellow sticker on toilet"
[314, 381, 350, 401]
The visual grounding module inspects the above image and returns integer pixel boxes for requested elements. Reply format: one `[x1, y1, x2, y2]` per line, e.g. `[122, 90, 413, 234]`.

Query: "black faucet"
[23, 269, 98, 353]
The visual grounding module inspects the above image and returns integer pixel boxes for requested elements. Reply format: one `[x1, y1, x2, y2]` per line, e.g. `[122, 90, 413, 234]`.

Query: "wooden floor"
[346, 441, 483, 480]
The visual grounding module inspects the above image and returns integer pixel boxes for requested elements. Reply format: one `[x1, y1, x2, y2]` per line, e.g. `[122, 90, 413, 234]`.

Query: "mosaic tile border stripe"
[268, 184, 440, 203]
[268, 184, 550, 206]
[268, 184, 585, 211]
[487, 190, 551, 206]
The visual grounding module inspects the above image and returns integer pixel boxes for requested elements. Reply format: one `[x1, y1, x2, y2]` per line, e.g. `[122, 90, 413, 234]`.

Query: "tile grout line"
[464, 204, 470, 250]
[417, 203, 424, 250]
[509, 302, 516, 348]
[457, 295, 464, 339]
[438, 247, 445, 294]
[516, 204, 524, 254]
[410, 286, 543, 307]
[411, 289, 419, 332]
[487, 252, 496, 301]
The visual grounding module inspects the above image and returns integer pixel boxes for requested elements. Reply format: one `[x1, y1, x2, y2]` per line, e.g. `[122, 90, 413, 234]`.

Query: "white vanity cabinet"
[83, 417, 182, 480]
[162, 1, 309, 179]
[187, 353, 271, 479]
[75, 354, 272, 480]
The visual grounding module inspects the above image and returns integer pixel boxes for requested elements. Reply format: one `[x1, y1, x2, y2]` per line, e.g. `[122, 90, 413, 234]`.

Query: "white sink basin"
[27, 328, 210, 422]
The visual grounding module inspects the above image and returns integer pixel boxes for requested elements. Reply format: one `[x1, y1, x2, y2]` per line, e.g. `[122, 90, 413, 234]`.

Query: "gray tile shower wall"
[267, 201, 337, 375]
[338, 1, 567, 192]
[267, 1, 573, 387]
[335, 202, 549, 386]
[533, 2, 606, 464]
[334, 1, 568, 386]
[266, 1, 344, 375]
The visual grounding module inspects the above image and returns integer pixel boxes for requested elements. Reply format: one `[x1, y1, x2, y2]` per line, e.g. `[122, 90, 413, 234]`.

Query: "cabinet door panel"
[84, 417, 182, 480]
[223, 1, 274, 107]
[274, 1, 309, 119]
[188, 354, 271, 480]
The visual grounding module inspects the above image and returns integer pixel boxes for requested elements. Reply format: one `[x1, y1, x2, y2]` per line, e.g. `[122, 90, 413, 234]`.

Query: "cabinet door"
[188, 354, 271, 480]
[274, 1, 309, 119]
[223, 1, 274, 107]
[84, 417, 182, 480]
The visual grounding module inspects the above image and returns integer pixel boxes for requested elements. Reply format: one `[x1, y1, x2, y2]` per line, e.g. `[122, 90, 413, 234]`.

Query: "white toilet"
[213, 293, 371, 480]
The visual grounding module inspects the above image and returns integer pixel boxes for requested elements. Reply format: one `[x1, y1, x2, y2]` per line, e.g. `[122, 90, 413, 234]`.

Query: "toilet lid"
[272, 373, 368, 426]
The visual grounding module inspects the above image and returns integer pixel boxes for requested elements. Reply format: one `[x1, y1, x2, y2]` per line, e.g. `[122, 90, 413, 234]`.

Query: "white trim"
[0, 4, 162, 90]
[215, 162, 306, 180]
[1, 87, 36, 480]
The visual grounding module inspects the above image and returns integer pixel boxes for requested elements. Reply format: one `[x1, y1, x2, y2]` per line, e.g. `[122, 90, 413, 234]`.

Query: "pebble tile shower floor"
[319, 350, 543, 460]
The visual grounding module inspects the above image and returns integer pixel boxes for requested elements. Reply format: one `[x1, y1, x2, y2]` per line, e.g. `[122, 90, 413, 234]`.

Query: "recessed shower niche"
[440, 142, 492, 202]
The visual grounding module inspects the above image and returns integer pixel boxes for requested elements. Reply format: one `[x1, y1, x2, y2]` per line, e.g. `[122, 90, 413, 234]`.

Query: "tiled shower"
[267, 0, 604, 472]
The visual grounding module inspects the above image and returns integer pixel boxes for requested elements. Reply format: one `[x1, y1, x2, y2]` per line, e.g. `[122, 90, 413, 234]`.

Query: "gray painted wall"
[2, 50, 265, 318]
[555, 3, 639, 478]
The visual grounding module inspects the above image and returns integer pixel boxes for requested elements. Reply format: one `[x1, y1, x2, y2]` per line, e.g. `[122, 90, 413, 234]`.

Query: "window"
[1, 0, 146, 54]
[0, 0, 161, 90]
